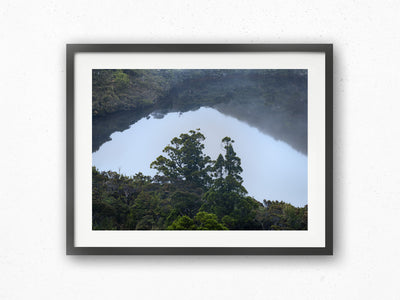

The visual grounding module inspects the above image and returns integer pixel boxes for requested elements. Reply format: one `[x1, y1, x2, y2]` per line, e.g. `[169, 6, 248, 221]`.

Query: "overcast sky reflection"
[92, 107, 307, 207]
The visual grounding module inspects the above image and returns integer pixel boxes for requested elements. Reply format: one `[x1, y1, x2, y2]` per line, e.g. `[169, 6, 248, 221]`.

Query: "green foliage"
[210, 137, 247, 195]
[255, 200, 308, 230]
[170, 191, 201, 218]
[92, 130, 308, 231]
[92, 69, 182, 117]
[221, 137, 243, 182]
[221, 215, 235, 228]
[201, 136, 248, 222]
[194, 212, 227, 230]
[167, 216, 195, 230]
[92, 69, 306, 120]
[92, 69, 309, 229]
[167, 212, 227, 230]
[150, 129, 212, 188]
[93, 69, 308, 153]
[113, 70, 130, 90]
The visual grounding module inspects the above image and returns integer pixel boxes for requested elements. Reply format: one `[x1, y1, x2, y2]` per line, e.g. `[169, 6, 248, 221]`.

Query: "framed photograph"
[67, 44, 333, 255]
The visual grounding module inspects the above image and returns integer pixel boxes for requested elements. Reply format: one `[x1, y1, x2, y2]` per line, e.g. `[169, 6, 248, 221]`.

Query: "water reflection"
[92, 107, 307, 207]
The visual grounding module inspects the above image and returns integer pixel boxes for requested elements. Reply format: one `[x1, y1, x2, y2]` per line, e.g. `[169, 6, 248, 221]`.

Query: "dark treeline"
[93, 130, 307, 230]
[92, 69, 306, 117]
[92, 69, 308, 154]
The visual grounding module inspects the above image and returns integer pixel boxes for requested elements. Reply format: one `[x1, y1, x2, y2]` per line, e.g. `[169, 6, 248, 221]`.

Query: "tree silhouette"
[92, 130, 308, 231]
[150, 129, 212, 188]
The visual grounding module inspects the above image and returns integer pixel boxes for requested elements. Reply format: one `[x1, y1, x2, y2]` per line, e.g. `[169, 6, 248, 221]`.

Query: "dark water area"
[92, 107, 154, 152]
[93, 74, 307, 154]
[92, 73, 308, 207]
[93, 107, 307, 207]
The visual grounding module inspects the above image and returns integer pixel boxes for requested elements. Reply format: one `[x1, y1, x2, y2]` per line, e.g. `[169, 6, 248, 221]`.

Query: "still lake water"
[92, 107, 307, 207]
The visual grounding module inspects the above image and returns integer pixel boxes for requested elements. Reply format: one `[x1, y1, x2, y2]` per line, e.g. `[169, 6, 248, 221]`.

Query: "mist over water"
[92, 107, 307, 207]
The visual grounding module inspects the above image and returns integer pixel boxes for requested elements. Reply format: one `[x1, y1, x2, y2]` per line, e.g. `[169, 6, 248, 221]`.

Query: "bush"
[114, 70, 130, 90]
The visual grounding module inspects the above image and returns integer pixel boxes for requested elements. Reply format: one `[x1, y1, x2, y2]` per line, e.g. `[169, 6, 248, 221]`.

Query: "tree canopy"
[150, 129, 212, 188]
[92, 130, 308, 230]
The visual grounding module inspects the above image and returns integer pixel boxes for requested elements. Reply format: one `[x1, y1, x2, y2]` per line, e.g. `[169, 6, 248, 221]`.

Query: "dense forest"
[92, 69, 307, 116]
[92, 69, 308, 230]
[92, 69, 308, 153]
[93, 129, 307, 230]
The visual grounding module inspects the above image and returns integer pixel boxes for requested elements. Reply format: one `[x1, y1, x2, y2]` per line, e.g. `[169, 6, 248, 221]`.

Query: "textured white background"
[1, 0, 399, 299]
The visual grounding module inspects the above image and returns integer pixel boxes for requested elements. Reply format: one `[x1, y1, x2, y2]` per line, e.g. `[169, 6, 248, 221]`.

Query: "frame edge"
[66, 43, 334, 255]
[66, 44, 75, 255]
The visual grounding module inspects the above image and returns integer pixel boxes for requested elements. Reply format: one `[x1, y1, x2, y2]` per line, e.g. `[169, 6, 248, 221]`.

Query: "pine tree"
[201, 137, 247, 220]
[212, 137, 247, 195]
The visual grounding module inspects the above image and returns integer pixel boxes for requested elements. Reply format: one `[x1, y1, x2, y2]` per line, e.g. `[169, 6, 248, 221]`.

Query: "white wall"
[1, 1, 399, 299]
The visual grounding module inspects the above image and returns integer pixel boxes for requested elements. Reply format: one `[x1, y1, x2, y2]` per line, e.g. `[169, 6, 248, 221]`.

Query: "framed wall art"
[67, 44, 333, 255]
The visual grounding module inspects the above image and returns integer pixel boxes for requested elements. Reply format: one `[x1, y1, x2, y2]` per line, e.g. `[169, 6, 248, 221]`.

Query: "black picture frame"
[67, 44, 333, 255]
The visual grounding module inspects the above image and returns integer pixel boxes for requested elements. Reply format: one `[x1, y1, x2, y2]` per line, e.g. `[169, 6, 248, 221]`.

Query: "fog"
[92, 107, 307, 207]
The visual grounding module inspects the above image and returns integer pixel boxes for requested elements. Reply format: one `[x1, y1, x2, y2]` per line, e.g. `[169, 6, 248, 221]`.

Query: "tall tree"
[222, 137, 243, 182]
[211, 137, 247, 195]
[150, 129, 212, 188]
[201, 137, 247, 219]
